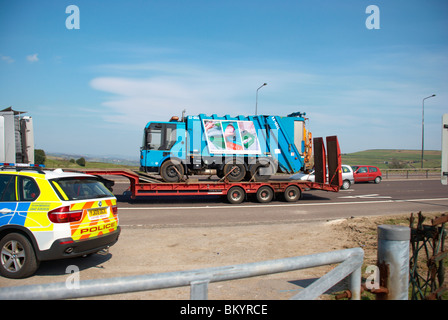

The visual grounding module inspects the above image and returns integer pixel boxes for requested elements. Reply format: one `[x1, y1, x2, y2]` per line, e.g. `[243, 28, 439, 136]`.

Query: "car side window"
[0, 175, 16, 201]
[369, 167, 377, 173]
[358, 167, 368, 173]
[18, 176, 40, 201]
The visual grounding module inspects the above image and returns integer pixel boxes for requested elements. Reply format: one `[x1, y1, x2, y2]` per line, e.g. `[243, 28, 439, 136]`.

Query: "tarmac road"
[0, 178, 447, 299]
[114, 179, 448, 227]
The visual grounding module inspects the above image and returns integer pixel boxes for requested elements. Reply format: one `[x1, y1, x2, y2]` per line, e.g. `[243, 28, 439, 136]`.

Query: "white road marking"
[338, 194, 392, 199]
[119, 197, 448, 211]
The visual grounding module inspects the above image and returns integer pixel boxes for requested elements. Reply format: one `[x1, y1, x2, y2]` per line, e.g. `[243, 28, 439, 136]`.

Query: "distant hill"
[46, 153, 139, 169]
[341, 149, 441, 169]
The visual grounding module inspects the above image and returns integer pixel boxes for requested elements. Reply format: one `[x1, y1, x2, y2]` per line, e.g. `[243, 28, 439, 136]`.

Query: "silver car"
[290, 164, 355, 190]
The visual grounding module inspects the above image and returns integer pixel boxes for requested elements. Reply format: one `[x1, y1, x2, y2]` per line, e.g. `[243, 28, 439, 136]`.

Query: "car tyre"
[374, 176, 381, 184]
[341, 180, 351, 190]
[0, 233, 39, 279]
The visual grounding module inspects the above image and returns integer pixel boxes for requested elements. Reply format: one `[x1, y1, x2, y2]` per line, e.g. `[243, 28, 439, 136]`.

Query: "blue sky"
[1, 0, 447, 160]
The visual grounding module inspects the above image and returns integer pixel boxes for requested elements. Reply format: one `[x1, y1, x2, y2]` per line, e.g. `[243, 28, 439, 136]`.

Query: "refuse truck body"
[140, 112, 312, 182]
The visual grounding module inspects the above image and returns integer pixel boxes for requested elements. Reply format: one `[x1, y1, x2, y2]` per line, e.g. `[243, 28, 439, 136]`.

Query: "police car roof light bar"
[0, 163, 46, 173]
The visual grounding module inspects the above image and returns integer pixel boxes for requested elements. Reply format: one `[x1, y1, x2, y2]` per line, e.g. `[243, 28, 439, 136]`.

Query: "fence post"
[377, 225, 410, 300]
[349, 265, 362, 300]
[190, 280, 209, 300]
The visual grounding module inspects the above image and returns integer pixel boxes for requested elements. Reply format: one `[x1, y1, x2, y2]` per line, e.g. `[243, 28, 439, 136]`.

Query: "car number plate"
[88, 207, 108, 220]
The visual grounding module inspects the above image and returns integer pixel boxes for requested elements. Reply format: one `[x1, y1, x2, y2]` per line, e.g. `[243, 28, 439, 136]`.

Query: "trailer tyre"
[227, 186, 245, 204]
[160, 160, 184, 182]
[283, 185, 301, 202]
[256, 186, 274, 203]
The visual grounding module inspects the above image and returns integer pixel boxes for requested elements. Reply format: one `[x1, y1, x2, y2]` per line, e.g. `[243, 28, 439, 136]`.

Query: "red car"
[351, 165, 382, 184]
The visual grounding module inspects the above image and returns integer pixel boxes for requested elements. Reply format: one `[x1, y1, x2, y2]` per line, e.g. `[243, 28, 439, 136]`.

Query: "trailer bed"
[78, 168, 339, 204]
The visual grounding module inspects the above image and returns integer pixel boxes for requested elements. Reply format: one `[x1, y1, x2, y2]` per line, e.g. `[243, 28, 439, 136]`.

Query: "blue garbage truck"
[140, 112, 313, 182]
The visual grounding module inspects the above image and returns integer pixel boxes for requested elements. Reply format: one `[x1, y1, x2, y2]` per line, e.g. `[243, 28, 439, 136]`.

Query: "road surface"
[114, 179, 448, 227]
[1, 178, 447, 299]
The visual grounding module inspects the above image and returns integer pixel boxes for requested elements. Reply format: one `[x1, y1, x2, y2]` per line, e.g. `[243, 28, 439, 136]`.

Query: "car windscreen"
[50, 177, 114, 201]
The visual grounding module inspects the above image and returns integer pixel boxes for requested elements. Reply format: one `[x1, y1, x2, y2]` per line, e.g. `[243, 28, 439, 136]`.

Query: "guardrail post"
[349, 266, 362, 300]
[377, 225, 410, 300]
[190, 280, 210, 300]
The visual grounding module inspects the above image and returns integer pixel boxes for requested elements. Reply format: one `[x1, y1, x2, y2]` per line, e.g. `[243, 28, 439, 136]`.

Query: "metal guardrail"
[383, 168, 440, 179]
[0, 248, 364, 300]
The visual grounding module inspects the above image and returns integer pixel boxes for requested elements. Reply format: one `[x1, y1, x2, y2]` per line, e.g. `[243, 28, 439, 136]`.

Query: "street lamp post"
[255, 83, 267, 116]
[421, 94, 436, 168]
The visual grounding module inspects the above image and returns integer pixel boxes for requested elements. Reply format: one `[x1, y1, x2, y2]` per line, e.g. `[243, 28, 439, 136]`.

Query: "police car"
[0, 163, 120, 279]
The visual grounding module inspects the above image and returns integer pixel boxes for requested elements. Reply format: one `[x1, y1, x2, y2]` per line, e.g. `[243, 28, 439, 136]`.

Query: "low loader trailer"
[81, 136, 341, 204]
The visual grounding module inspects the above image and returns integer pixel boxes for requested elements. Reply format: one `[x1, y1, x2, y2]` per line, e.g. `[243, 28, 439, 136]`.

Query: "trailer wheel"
[223, 163, 246, 182]
[283, 185, 301, 202]
[256, 186, 274, 203]
[227, 186, 245, 204]
[160, 160, 184, 182]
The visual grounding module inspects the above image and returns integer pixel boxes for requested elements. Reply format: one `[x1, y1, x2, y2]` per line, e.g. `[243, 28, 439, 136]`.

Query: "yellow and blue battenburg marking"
[1, 166, 120, 278]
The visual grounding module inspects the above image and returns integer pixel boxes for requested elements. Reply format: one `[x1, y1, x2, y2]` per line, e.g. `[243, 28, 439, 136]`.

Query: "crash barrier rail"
[0, 248, 364, 300]
[0, 225, 412, 300]
[383, 168, 440, 179]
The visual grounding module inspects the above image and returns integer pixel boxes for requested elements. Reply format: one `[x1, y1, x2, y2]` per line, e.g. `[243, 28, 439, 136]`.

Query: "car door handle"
[0, 208, 12, 214]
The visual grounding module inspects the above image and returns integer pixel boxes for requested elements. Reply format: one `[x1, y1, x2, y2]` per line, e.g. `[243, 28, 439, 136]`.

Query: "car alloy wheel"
[0, 233, 39, 278]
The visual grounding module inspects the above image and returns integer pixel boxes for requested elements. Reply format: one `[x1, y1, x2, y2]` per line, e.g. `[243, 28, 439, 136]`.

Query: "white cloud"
[89, 58, 446, 152]
[89, 62, 321, 125]
[90, 76, 246, 126]
[0, 55, 14, 63]
[26, 53, 39, 62]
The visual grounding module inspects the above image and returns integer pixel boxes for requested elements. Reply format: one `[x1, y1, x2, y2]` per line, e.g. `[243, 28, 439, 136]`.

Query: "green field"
[45, 156, 139, 170]
[341, 149, 441, 169]
[44, 149, 441, 171]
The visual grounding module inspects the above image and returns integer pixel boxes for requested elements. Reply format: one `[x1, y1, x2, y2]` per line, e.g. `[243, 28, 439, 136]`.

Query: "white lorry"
[0, 107, 34, 164]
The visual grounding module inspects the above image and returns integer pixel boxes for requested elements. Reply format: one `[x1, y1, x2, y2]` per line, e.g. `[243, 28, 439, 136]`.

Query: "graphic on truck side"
[203, 120, 261, 154]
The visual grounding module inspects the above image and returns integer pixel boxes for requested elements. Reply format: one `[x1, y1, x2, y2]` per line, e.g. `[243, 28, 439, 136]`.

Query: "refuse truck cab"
[140, 112, 312, 182]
